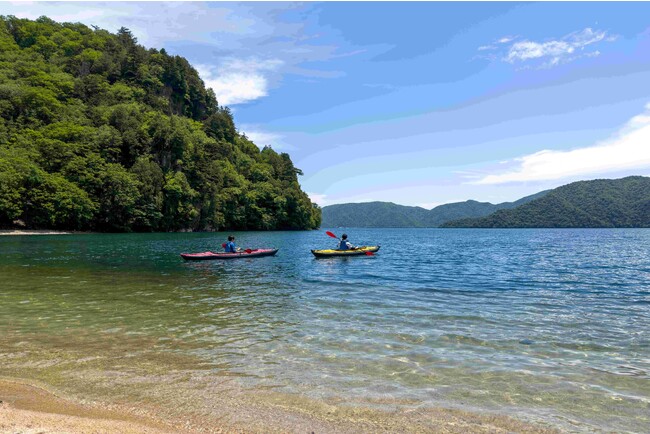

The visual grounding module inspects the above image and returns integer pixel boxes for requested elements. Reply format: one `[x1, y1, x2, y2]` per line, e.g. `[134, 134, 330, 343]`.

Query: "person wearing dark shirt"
[338, 234, 356, 250]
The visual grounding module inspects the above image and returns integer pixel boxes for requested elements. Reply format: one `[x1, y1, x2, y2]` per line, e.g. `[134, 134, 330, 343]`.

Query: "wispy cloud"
[3, 3, 250, 47]
[506, 28, 606, 63]
[415, 201, 446, 210]
[474, 103, 650, 184]
[197, 58, 282, 106]
[239, 125, 295, 150]
[479, 28, 616, 68]
[498, 36, 516, 44]
[12, 9, 109, 22]
[478, 35, 518, 52]
[307, 192, 327, 206]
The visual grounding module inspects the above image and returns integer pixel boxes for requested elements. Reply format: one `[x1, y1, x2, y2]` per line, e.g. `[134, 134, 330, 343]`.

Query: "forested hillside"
[322, 202, 432, 228]
[442, 176, 650, 228]
[0, 16, 320, 231]
[321, 191, 546, 228]
[425, 191, 548, 226]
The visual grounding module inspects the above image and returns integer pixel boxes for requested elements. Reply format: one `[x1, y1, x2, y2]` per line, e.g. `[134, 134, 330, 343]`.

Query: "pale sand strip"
[0, 230, 77, 236]
[0, 379, 559, 434]
[0, 380, 182, 433]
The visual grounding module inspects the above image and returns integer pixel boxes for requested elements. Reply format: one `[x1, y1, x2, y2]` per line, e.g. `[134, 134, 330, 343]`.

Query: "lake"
[1, 228, 649, 432]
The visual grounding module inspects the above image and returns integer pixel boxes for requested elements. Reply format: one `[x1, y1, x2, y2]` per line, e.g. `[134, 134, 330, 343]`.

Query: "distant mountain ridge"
[321, 191, 547, 228]
[442, 176, 650, 228]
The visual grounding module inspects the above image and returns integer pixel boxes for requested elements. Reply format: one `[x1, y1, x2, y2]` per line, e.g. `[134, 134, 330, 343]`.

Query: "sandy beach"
[0, 380, 179, 433]
[0, 378, 558, 434]
[0, 230, 79, 236]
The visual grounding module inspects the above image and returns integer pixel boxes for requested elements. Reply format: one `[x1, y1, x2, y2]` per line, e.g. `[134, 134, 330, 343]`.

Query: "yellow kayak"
[311, 245, 380, 258]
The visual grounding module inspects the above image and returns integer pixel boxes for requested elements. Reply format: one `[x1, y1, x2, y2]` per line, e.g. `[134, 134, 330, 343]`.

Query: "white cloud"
[475, 104, 650, 184]
[481, 28, 614, 68]
[506, 40, 574, 63]
[243, 130, 280, 148]
[197, 58, 282, 106]
[307, 192, 328, 206]
[239, 125, 293, 150]
[415, 201, 445, 210]
[223, 58, 284, 72]
[498, 36, 516, 44]
[8, 8, 109, 22]
[203, 72, 267, 106]
[478, 36, 517, 52]
[61, 3, 254, 46]
[47, 10, 109, 23]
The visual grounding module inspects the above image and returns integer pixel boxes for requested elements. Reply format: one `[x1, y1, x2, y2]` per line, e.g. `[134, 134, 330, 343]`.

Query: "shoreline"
[0, 230, 83, 236]
[0, 378, 559, 434]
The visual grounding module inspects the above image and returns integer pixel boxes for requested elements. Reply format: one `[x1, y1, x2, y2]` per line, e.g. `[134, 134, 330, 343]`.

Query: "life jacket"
[338, 240, 350, 250]
[224, 241, 236, 252]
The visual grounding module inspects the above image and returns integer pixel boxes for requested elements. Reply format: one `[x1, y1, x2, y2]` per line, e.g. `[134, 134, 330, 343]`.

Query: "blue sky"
[4, 2, 650, 208]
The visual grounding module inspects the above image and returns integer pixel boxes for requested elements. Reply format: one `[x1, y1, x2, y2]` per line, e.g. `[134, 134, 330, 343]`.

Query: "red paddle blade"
[325, 231, 338, 239]
[365, 251, 374, 256]
[245, 249, 252, 253]
[222, 243, 227, 248]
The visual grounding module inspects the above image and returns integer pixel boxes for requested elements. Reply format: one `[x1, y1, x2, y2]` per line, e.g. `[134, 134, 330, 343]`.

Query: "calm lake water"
[1, 229, 649, 432]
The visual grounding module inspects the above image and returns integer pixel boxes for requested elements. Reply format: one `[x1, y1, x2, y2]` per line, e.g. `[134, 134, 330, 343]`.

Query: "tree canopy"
[0, 15, 320, 231]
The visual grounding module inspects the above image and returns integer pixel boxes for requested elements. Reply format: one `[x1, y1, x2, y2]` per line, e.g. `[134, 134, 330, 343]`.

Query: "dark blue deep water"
[1, 228, 649, 431]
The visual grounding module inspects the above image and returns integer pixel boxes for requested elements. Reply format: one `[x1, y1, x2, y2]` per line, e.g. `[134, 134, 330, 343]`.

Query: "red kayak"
[180, 248, 278, 260]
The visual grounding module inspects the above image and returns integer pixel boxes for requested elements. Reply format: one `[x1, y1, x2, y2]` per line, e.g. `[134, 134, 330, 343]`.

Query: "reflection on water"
[1, 229, 649, 432]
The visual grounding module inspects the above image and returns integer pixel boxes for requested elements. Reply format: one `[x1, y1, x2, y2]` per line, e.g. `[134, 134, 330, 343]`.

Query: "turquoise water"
[1, 229, 649, 431]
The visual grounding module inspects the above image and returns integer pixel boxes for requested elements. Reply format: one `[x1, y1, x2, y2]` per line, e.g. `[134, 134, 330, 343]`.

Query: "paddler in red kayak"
[224, 235, 242, 253]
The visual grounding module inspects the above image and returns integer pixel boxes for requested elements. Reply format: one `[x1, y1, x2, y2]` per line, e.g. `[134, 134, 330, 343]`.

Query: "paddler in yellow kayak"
[337, 234, 357, 250]
[315, 231, 379, 257]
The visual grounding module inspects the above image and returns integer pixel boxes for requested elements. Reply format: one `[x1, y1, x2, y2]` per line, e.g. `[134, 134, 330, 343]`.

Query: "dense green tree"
[96, 163, 140, 231]
[204, 108, 236, 143]
[0, 15, 320, 232]
[0, 149, 95, 229]
[162, 171, 198, 230]
[130, 157, 164, 231]
[0, 151, 29, 223]
[24, 171, 96, 230]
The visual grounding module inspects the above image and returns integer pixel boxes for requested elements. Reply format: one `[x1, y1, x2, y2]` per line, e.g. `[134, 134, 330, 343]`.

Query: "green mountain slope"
[321, 191, 547, 228]
[321, 202, 432, 228]
[442, 176, 650, 228]
[425, 191, 548, 227]
[0, 16, 320, 231]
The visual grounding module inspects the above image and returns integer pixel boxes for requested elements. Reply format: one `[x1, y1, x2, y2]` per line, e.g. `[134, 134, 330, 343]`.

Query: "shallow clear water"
[1, 229, 649, 431]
